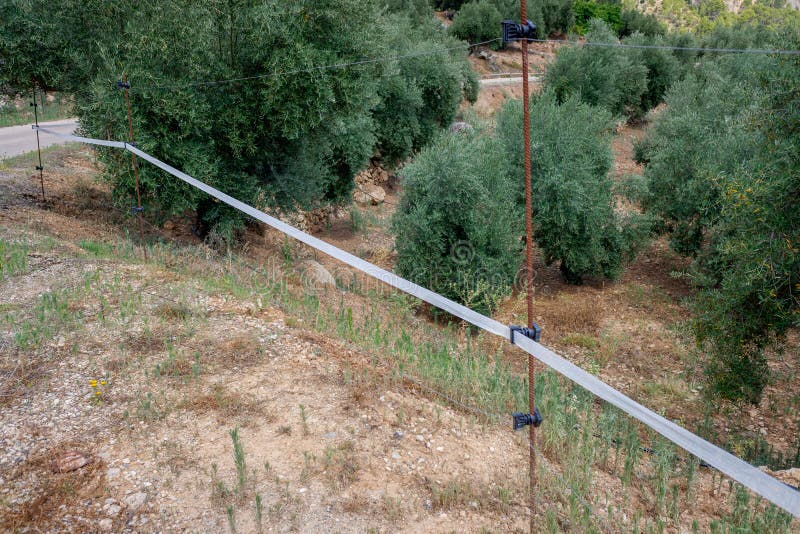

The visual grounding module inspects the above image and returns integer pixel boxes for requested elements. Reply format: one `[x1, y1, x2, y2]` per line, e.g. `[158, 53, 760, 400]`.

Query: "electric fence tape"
[32, 124, 800, 518]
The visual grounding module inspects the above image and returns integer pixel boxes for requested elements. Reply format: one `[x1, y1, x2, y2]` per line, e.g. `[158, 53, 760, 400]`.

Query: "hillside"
[1, 133, 798, 531]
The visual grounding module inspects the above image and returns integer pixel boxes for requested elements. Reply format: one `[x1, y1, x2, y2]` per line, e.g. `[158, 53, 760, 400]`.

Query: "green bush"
[636, 44, 799, 403]
[449, 0, 504, 47]
[618, 9, 666, 38]
[496, 92, 639, 283]
[622, 32, 680, 112]
[532, 0, 576, 37]
[392, 131, 521, 314]
[544, 19, 648, 119]
[572, 0, 622, 35]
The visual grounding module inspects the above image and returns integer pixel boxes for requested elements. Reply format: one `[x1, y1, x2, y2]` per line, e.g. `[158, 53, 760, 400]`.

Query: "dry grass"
[125, 326, 169, 354]
[0, 443, 107, 531]
[211, 333, 263, 366]
[535, 293, 602, 336]
[0, 357, 47, 407]
[322, 440, 359, 489]
[154, 301, 193, 321]
[180, 384, 269, 425]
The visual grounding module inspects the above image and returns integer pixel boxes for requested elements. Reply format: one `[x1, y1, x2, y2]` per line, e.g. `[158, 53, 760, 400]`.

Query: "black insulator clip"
[116, 81, 131, 90]
[512, 408, 543, 430]
[501, 19, 537, 44]
[29, 102, 38, 107]
[510, 323, 542, 344]
[130, 206, 144, 214]
[35, 165, 43, 171]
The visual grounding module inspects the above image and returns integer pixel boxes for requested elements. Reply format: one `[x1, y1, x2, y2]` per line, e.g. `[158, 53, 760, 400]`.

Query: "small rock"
[300, 260, 336, 289]
[51, 451, 91, 473]
[449, 122, 474, 134]
[391, 452, 401, 460]
[106, 504, 121, 516]
[424, 499, 432, 511]
[99, 518, 113, 531]
[106, 468, 120, 479]
[392, 430, 404, 440]
[416, 435, 424, 442]
[123, 492, 147, 511]
[299, 487, 307, 493]
[435, 446, 444, 453]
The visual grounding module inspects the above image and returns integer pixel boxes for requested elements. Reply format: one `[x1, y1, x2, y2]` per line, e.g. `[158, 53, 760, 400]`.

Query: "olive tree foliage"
[448, 0, 505, 47]
[74, 0, 386, 239]
[1, 0, 476, 240]
[636, 47, 799, 403]
[497, 92, 643, 283]
[544, 19, 648, 119]
[392, 131, 521, 314]
[375, 14, 479, 166]
[0, 0, 131, 94]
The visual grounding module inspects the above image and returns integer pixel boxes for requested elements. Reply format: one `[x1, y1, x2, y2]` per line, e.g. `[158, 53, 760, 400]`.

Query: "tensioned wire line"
[510, 37, 800, 55]
[126, 38, 502, 93]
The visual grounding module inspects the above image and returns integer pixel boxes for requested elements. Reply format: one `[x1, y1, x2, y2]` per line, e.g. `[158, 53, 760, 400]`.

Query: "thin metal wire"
[512, 37, 800, 55]
[128, 38, 502, 93]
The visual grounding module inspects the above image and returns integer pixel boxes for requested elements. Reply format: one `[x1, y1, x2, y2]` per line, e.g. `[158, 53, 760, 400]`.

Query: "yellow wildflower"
[89, 379, 98, 388]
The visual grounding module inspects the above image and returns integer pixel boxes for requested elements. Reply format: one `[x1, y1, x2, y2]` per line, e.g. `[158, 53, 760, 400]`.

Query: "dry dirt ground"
[1, 80, 799, 532]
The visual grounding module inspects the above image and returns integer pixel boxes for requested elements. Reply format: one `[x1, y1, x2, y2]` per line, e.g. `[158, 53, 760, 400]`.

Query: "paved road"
[0, 119, 78, 159]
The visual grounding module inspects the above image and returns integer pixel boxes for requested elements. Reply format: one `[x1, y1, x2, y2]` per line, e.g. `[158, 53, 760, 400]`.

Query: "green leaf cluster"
[636, 43, 800, 403]
[393, 92, 641, 313]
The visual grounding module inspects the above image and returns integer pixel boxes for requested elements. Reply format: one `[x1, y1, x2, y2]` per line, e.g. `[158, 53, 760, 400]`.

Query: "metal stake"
[31, 83, 45, 201]
[519, 0, 537, 530]
[122, 73, 147, 261]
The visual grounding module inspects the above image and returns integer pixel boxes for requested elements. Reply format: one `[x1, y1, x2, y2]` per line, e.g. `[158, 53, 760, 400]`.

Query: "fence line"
[31, 124, 800, 518]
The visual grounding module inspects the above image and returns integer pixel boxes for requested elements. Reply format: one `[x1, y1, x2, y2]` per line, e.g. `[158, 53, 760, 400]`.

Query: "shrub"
[449, 0, 504, 47]
[496, 92, 638, 283]
[544, 19, 648, 119]
[572, 0, 622, 35]
[374, 20, 479, 166]
[392, 130, 521, 314]
[637, 45, 799, 403]
[622, 32, 680, 112]
[618, 9, 666, 38]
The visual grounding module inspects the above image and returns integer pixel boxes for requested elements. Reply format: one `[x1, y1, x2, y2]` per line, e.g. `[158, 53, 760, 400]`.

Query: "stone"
[449, 122, 474, 134]
[300, 260, 336, 290]
[123, 492, 147, 511]
[51, 451, 91, 473]
[99, 518, 113, 531]
[355, 184, 386, 205]
[106, 504, 122, 516]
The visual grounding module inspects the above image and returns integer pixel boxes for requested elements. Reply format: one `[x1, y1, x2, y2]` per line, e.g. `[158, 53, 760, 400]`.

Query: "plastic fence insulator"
[510, 324, 541, 343]
[513, 408, 543, 430]
[501, 19, 537, 45]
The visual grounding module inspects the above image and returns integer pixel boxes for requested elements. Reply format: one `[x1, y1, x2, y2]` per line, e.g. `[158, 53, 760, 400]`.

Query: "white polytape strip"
[33, 126, 127, 148]
[125, 145, 510, 339]
[33, 126, 800, 518]
[512, 335, 800, 517]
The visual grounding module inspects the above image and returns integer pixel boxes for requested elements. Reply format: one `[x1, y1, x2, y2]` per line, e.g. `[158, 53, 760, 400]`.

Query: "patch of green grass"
[6, 288, 80, 350]
[77, 239, 116, 257]
[0, 239, 29, 278]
